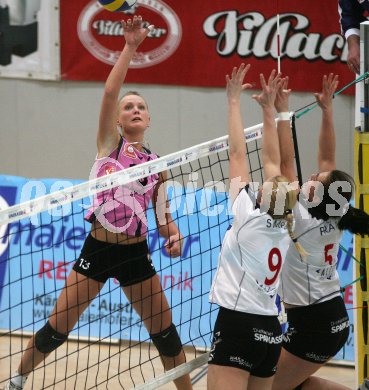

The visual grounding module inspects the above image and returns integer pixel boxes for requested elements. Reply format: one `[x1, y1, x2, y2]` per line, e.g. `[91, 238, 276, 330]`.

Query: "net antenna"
[276, 0, 281, 73]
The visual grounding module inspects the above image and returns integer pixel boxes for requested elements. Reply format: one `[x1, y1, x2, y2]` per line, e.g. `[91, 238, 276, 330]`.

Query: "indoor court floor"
[0, 335, 356, 389]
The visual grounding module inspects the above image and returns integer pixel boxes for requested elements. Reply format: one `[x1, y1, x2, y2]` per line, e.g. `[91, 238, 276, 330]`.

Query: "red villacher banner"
[60, 0, 354, 94]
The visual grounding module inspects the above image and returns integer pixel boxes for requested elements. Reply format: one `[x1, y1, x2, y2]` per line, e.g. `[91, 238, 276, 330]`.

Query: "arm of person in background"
[97, 15, 152, 156]
[252, 70, 282, 180]
[346, 34, 360, 74]
[152, 171, 183, 258]
[338, 0, 366, 73]
[316, 74, 339, 172]
[226, 64, 253, 202]
[274, 77, 297, 183]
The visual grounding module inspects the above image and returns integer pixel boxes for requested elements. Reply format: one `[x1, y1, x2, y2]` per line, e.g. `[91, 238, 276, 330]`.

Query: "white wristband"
[278, 112, 290, 121]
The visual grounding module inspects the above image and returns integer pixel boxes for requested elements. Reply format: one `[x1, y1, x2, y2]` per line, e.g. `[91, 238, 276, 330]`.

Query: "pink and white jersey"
[279, 198, 342, 306]
[85, 137, 159, 237]
[209, 187, 291, 316]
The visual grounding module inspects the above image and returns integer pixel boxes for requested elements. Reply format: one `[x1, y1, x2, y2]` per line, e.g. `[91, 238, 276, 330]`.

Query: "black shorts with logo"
[73, 234, 156, 287]
[208, 307, 282, 378]
[283, 296, 349, 363]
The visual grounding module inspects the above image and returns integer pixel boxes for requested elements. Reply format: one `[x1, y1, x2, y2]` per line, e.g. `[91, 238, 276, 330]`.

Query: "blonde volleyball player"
[3, 16, 192, 390]
[207, 64, 304, 390]
[271, 74, 369, 390]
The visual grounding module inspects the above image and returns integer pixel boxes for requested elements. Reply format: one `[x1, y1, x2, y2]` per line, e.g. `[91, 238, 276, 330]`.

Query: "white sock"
[10, 372, 27, 388]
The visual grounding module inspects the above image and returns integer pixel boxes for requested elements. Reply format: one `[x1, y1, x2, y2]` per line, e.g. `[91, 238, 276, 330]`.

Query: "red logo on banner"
[77, 0, 182, 68]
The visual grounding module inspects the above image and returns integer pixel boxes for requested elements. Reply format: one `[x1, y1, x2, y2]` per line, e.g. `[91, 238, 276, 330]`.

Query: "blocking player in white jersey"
[207, 65, 305, 390]
[271, 74, 369, 390]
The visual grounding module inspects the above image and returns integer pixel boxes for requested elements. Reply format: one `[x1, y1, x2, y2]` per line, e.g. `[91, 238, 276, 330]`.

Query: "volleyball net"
[0, 123, 268, 389]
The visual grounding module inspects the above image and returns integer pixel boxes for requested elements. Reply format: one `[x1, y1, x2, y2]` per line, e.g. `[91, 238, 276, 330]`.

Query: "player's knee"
[150, 323, 182, 357]
[35, 321, 68, 354]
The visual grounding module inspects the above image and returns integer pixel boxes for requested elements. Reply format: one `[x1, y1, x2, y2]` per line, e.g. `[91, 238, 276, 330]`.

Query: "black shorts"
[208, 307, 282, 378]
[73, 234, 157, 287]
[283, 296, 349, 363]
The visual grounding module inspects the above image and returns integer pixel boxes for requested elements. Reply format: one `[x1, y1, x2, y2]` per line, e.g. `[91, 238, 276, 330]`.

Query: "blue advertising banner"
[0, 175, 355, 362]
[0, 178, 19, 304]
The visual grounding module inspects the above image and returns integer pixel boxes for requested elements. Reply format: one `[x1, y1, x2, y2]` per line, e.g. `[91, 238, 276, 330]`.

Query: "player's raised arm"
[226, 64, 253, 186]
[275, 77, 296, 183]
[252, 70, 282, 180]
[97, 16, 151, 156]
[316, 74, 339, 172]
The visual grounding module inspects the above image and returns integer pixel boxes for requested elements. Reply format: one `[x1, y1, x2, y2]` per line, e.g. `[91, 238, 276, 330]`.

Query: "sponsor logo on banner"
[246, 129, 262, 141]
[166, 156, 182, 167]
[0, 175, 356, 361]
[203, 11, 346, 63]
[77, 0, 182, 67]
[209, 143, 225, 153]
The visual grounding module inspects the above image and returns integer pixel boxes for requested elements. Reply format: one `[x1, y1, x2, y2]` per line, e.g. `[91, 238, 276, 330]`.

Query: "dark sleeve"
[338, 0, 367, 35]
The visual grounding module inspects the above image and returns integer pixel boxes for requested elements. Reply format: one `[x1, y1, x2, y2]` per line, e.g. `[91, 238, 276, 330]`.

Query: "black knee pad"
[35, 321, 68, 354]
[150, 323, 183, 357]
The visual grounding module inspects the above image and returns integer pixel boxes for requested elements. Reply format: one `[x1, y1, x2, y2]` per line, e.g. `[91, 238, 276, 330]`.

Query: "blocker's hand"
[226, 63, 253, 102]
[252, 70, 282, 109]
[275, 77, 291, 113]
[314, 73, 339, 110]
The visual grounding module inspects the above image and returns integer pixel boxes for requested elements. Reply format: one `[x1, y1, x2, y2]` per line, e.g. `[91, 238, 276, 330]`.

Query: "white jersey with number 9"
[209, 187, 291, 316]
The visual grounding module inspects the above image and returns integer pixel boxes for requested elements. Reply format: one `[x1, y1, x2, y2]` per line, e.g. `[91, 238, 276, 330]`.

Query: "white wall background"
[0, 77, 356, 183]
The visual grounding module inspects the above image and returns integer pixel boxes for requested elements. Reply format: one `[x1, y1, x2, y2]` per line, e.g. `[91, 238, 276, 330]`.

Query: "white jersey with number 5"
[279, 199, 343, 306]
[209, 186, 291, 316]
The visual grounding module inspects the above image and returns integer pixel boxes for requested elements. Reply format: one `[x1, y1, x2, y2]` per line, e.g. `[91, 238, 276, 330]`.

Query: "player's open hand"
[275, 76, 291, 113]
[252, 70, 282, 108]
[226, 64, 253, 102]
[122, 15, 153, 48]
[314, 73, 339, 110]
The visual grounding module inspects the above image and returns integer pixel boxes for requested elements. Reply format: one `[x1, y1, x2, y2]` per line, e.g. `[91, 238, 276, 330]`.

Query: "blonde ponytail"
[264, 176, 307, 258]
[285, 210, 307, 258]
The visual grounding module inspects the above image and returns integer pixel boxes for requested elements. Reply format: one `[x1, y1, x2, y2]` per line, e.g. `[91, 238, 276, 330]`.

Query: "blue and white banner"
[0, 175, 355, 362]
